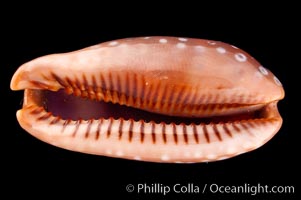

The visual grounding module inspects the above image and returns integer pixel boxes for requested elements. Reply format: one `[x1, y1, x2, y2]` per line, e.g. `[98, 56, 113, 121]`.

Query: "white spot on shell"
[178, 38, 188, 42]
[159, 38, 168, 43]
[160, 76, 169, 80]
[206, 154, 217, 160]
[109, 41, 118, 46]
[144, 37, 150, 39]
[88, 44, 101, 50]
[174, 161, 184, 164]
[242, 142, 253, 150]
[176, 43, 186, 49]
[255, 71, 263, 79]
[259, 66, 269, 75]
[208, 41, 216, 45]
[106, 149, 113, 155]
[193, 152, 202, 158]
[216, 47, 226, 54]
[234, 53, 247, 62]
[273, 76, 282, 86]
[161, 154, 170, 161]
[231, 45, 238, 49]
[217, 156, 229, 161]
[226, 147, 236, 155]
[195, 45, 205, 52]
[116, 150, 124, 157]
[134, 156, 141, 161]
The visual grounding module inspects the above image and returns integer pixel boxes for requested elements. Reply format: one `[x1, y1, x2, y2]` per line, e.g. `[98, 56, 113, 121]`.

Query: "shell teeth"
[27, 102, 279, 138]
[19, 87, 282, 163]
[48, 71, 267, 119]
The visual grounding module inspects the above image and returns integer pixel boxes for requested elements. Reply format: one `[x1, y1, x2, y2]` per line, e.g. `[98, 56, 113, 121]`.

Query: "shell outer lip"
[13, 87, 283, 163]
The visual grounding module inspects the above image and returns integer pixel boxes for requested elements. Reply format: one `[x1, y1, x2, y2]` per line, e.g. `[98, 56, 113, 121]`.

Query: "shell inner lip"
[23, 88, 277, 125]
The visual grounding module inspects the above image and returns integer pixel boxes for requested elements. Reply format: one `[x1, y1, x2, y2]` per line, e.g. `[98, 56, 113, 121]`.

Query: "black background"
[1, 3, 296, 199]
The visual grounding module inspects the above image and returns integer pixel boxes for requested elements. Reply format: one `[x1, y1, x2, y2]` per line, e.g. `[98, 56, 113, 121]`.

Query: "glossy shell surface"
[11, 36, 284, 163]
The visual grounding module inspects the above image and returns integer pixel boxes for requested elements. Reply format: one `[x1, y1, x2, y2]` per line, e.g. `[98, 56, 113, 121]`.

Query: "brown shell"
[11, 36, 284, 163]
